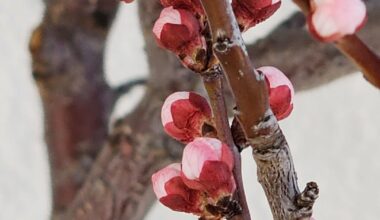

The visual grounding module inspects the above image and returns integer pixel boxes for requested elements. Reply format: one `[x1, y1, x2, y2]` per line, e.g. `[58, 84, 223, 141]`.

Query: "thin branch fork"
[293, 0, 380, 89]
[201, 66, 250, 220]
[200, 0, 318, 219]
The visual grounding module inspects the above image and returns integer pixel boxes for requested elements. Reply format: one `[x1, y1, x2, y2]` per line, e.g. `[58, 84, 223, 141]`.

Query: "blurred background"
[1, 0, 380, 219]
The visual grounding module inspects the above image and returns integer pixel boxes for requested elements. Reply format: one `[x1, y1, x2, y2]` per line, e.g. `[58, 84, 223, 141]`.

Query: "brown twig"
[201, 66, 250, 220]
[201, 66, 233, 144]
[336, 35, 380, 88]
[200, 0, 318, 219]
[293, 0, 380, 89]
[200, 0, 268, 136]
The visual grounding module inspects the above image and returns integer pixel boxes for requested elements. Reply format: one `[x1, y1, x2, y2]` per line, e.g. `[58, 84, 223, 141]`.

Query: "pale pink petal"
[153, 6, 182, 39]
[311, 0, 366, 39]
[152, 163, 182, 198]
[161, 91, 190, 125]
[258, 66, 294, 100]
[182, 138, 222, 180]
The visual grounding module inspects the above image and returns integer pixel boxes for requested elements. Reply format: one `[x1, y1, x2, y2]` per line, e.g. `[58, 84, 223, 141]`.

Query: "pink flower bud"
[181, 138, 235, 198]
[258, 66, 294, 121]
[153, 7, 200, 53]
[152, 163, 202, 214]
[308, 0, 367, 42]
[161, 0, 204, 15]
[161, 92, 212, 143]
[153, 7, 207, 71]
[232, 0, 281, 31]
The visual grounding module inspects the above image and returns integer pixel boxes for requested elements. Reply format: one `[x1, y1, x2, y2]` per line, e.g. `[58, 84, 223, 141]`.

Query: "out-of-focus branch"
[29, 0, 119, 215]
[63, 1, 198, 220]
[250, 0, 380, 91]
[113, 78, 147, 101]
[200, 0, 318, 219]
[293, 0, 380, 89]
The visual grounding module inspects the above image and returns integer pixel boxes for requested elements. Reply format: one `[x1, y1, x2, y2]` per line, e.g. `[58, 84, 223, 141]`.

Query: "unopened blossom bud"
[308, 0, 367, 42]
[153, 7, 200, 53]
[153, 7, 207, 71]
[152, 163, 202, 214]
[258, 66, 294, 121]
[161, 92, 213, 143]
[181, 138, 235, 199]
[161, 0, 204, 15]
[232, 0, 281, 31]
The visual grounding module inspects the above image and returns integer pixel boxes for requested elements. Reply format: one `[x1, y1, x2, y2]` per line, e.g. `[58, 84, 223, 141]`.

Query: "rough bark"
[200, 0, 318, 219]
[249, 121, 318, 220]
[29, 0, 119, 214]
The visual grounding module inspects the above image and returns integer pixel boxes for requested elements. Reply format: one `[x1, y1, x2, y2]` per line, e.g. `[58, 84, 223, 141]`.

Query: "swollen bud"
[232, 0, 281, 31]
[308, 0, 367, 42]
[153, 7, 200, 53]
[258, 66, 294, 121]
[161, 92, 213, 143]
[181, 138, 235, 199]
[153, 7, 207, 71]
[152, 163, 202, 214]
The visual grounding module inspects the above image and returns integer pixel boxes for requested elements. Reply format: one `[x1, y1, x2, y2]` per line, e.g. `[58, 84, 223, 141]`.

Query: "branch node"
[204, 196, 242, 219]
[250, 109, 278, 139]
[213, 30, 233, 53]
[231, 117, 249, 152]
[296, 182, 319, 209]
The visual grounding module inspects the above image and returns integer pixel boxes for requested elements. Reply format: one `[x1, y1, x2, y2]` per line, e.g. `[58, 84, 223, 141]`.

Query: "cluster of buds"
[152, 0, 294, 216]
[156, 92, 239, 218]
[152, 137, 237, 218]
[307, 0, 367, 42]
[162, 80, 292, 146]
[155, 85, 293, 216]
[153, 0, 282, 71]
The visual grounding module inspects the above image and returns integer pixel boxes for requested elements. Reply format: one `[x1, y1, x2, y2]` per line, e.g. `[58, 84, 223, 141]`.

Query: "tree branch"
[201, 66, 250, 220]
[62, 1, 198, 219]
[248, 0, 380, 91]
[113, 78, 147, 101]
[293, 0, 380, 89]
[29, 0, 119, 215]
[199, 0, 318, 219]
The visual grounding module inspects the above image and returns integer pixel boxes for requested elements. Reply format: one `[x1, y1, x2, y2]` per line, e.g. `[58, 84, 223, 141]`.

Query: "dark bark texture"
[199, 0, 318, 219]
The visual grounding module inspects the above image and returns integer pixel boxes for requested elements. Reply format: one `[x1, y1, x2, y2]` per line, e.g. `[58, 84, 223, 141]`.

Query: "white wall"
[1, 1, 379, 220]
